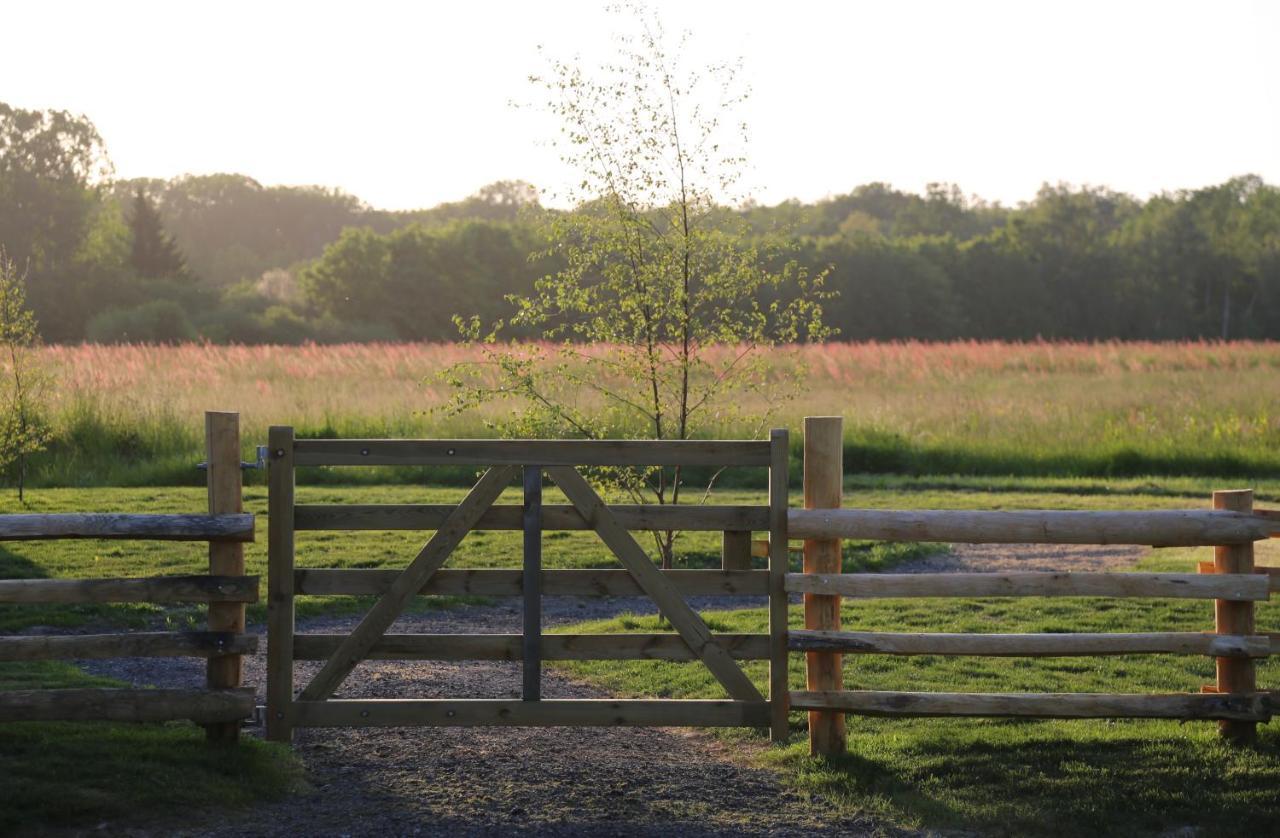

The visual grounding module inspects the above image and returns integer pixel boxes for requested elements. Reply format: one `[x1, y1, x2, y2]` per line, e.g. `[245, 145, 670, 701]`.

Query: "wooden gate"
[265, 429, 790, 742]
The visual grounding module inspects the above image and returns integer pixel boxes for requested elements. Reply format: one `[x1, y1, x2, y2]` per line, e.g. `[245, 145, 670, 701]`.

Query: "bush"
[86, 300, 197, 343]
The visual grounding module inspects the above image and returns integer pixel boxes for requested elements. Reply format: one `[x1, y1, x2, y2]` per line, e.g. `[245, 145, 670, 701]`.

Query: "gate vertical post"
[523, 466, 542, 701]
[804, 417, 845, 756]
[266, 426, 296, 743]
[204, 411, 244, 743]
[1213, 488, 1256, 744]
[722, 530, 752, 570]
[768, 429, 791, 742]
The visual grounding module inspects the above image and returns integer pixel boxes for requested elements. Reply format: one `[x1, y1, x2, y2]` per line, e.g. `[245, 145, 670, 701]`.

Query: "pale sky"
[4, 0, 1277, 209]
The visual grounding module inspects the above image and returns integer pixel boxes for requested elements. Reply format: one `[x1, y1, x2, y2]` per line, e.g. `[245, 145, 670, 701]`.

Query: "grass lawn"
[3, 478, 1280, 834]
[0, 660, 302, 834]
[554, 542, 1280, 836]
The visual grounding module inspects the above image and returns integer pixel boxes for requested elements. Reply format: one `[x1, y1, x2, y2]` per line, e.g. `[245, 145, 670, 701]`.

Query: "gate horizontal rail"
[292, 632, 770, 661]
[295, 568, 769, 597]
[288, 699, 771, 728]
[295, 503, 768, 531]
[267, 427, 792, 742]
[291, 438, 771, 467]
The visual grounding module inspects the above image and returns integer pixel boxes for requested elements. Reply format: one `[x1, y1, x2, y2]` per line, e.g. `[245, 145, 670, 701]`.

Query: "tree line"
[3, 102, 1278, 344]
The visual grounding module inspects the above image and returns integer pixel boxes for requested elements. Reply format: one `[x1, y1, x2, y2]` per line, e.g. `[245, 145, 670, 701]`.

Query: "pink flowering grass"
[19, 340, 1280, 484]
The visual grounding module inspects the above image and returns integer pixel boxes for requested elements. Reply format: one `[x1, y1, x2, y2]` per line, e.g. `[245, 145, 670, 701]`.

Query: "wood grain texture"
[786, 508, 1273, 546]
[205, 411, 245, 742]
[292, 633, 770, 661]
[292, 438, 771, 467]
[0, 631, 258, 661]
[291, 698, 771, 728]
[768, 429, 791, 742]
[295, 504, 768, 532]
[546, 466, 765, 704]
[721, 530, 753, 571]
[522, 465, 542, 702]
[789, 690, 1272, 721]
[293, 568, 770, 598]
[1213, 489, 1257, 743]
[786, 571, 1270, 601]
[0, 575, 258, 604]
[802, 417, 844, 756]
[266, 425, 296, 743]
[788, 630, 1270, 658]
[0, 687, 255, 723]
[298, 466, 518, 702]
[0, 513, 254, 542]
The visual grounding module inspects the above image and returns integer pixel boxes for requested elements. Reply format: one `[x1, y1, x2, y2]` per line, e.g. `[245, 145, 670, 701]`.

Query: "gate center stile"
[522, 465, 543, 702]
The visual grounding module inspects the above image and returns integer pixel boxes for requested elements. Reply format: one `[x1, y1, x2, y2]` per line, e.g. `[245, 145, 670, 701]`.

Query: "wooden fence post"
[722, 530, 752, 570]
[1213, 489, 1257, 744]
[204, 411, 244, 743]
[266, 426, 296, 743]
[804, 416, 845, 756]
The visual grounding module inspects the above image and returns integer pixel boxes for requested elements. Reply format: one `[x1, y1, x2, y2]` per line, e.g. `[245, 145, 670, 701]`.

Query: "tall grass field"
[26, 340, 1280, 486]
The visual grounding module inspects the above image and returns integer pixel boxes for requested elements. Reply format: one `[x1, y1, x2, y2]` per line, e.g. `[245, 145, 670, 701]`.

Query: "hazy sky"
[4, 0, 1277, 209]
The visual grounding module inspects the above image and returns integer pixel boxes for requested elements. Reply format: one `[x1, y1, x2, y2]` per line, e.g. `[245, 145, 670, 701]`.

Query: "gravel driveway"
[72, 542, 1145, 836]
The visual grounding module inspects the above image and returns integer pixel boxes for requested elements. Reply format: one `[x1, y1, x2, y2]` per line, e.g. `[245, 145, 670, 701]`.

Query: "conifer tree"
[129, 188, 187, 279]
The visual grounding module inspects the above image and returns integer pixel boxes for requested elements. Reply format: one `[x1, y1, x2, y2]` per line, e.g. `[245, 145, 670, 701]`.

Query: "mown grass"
[0, 660, 303, 835]
[4, 480, 1280, 833]
[552, 544, 1280, 835]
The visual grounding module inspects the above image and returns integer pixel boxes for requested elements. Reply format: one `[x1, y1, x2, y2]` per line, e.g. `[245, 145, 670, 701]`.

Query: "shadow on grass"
[788, 720, 1280, 836]
[0, 721, 304, 834]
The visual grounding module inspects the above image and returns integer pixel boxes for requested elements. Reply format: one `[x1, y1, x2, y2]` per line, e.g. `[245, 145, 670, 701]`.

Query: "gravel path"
[68, 542, 1147, 836]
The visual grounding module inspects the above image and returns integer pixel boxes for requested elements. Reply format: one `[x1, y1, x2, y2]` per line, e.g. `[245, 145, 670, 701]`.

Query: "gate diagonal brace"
[545, 466, 765, 703]
[299, 465, 519, 701]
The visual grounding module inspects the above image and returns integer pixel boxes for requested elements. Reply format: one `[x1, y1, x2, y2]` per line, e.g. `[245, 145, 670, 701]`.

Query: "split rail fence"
[0, 412, 257, 742]
[789, 416, 1279, 754]
[2, 411, 1274, 757]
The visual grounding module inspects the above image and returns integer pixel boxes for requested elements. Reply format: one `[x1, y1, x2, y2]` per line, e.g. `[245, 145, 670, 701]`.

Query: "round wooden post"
[804, 416, 845, 756]
[1213, 489, 1257, 744]
[205, 411, 244, 743]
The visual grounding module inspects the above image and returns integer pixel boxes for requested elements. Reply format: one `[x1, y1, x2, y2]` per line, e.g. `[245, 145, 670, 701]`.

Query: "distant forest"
[3, 102, 1279, 344]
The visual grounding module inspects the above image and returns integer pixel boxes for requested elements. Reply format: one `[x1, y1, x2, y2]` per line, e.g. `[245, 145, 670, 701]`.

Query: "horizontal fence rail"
[789, 690, 1272, 721]
[787, 508, 1277, 545]
[288, 699, 772, 728]
[0, 631, 258, 661]
[0, 575, 260, 604]
[0, 513, 255, 542]
[295, 568, 770, 598]
[788, 630, 1270, 658]
[0, 687, 256, 724]
[295, 503, 770, 532]
[786, 571, 1270, 601]
[292, 633, 770, 661]
[0, 412, 257, 739]
[291, 438, 772, 467]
